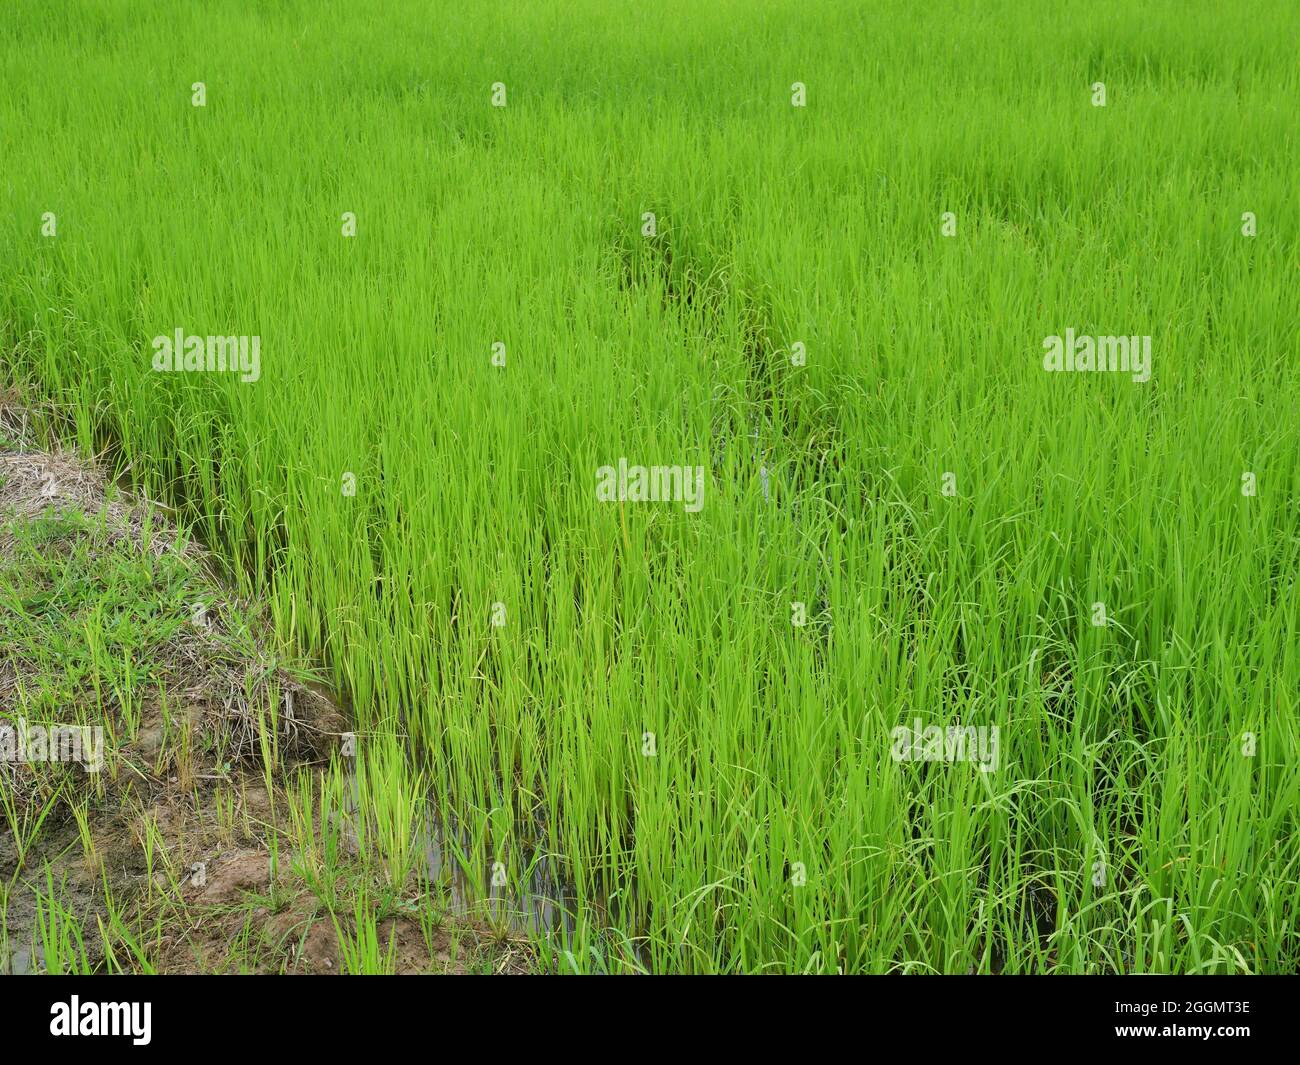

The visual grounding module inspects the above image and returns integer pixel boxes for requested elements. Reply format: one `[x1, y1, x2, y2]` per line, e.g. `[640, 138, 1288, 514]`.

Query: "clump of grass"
[349, 733, 425, 894]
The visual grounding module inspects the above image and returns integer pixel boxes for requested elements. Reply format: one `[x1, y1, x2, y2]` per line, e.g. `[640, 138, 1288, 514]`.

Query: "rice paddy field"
[1, 0, 1298, 974]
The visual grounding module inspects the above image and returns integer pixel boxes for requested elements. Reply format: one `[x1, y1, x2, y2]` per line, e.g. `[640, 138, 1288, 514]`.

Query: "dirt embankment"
[0, 389, 529, 974]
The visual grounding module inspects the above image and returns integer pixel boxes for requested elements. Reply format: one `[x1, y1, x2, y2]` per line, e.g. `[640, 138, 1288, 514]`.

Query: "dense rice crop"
[2, 0, 1297, 973]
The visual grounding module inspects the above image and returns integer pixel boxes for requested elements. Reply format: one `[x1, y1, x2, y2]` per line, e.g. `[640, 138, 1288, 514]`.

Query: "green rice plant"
[69, 797, 101, 875]
[331, 885, 398, 975]
[33, 867, 91, 975]
[96, 909, 157, 976]
[132, 808, 164, 903]
[295, 763, 350, 910]
[0, 775, 61, 881]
